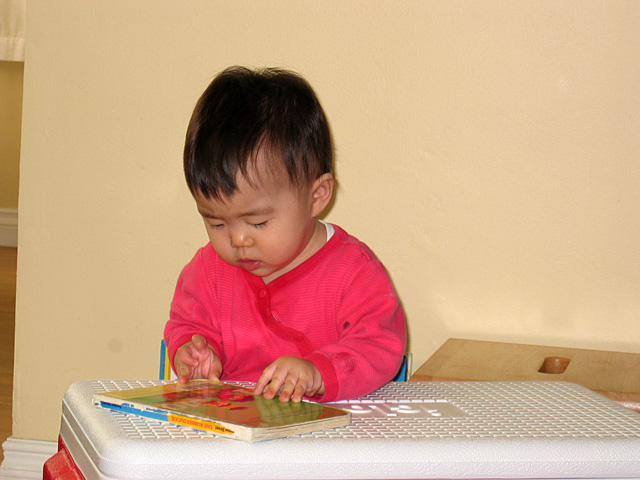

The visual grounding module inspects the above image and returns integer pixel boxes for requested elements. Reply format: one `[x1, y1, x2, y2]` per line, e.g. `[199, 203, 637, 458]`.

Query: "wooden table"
[410, 338, 640, 412]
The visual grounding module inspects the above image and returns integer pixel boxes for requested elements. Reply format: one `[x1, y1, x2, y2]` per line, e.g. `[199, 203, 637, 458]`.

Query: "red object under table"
[43, 437, 85, 480]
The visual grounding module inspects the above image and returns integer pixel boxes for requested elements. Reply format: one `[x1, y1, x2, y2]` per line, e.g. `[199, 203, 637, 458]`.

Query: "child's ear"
[310, 173, 335, 217]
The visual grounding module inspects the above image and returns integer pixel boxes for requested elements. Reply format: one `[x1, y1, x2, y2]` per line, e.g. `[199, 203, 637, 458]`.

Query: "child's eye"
[252, 221, 268, 228]
[208, 223, 224, 230]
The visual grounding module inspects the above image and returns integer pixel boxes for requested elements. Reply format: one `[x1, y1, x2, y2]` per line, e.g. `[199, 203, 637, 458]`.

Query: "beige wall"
[0, 61, 22, 209]
[15, 1, 640, 441]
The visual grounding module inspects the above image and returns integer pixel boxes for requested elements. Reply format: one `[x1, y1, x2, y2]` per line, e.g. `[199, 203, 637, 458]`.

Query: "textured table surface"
[60, 379, 640, 480]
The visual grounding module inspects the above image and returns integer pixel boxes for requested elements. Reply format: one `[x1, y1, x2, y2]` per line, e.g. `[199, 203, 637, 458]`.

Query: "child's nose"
[230, 230, 253, 248]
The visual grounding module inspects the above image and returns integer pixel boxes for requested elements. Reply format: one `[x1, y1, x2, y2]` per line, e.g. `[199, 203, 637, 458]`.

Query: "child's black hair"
[184, 66, 333, 199]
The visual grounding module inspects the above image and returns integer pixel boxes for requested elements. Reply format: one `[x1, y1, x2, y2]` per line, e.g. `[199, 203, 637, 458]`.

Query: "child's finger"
[207, 356, 223, 382]
[280, 378, 307, 403]
[263, 370, 286, 400]
[254, 364, 275, 395]
[253, 378, 267, 396]
[207, 366, 221, 383]
[174, 350, 194, 384]
[176, 364, 191, 384]
[191, 334, 208, 352]
[290, 382, 307, 403]
[278, 377, 298, 402]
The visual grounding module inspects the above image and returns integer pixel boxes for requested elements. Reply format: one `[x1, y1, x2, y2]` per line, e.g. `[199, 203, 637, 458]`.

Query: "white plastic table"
[50, 379, 640, 480]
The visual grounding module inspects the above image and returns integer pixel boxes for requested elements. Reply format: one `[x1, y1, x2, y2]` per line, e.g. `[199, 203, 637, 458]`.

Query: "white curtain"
[0, 0, 26, 61]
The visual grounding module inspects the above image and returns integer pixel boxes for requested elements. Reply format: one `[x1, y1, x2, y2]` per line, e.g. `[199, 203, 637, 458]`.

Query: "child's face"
[194, 166, 331, 284]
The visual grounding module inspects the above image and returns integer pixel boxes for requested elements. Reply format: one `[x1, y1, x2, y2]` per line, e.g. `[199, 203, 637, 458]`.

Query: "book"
[93, 380, 351, 443]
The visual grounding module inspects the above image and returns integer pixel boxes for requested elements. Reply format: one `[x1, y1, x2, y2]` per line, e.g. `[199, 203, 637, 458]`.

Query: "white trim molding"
[0, 209, 18, 248]
[0, 437, 57, 479]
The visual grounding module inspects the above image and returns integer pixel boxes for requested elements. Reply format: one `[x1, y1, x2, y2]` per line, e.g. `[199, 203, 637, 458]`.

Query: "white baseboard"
[0, 209, 18, 248]
[0, 437, 57, 479]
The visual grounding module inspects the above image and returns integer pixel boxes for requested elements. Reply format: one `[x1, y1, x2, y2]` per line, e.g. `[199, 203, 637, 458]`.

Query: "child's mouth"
[237, 259, 261, 272]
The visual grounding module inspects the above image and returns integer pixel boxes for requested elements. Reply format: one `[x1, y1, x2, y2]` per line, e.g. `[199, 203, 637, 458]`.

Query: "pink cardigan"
[165, 225, 406, 402]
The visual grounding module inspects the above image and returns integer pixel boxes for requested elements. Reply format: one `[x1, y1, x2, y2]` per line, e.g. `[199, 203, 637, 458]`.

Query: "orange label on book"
[168, 414, 234, 435]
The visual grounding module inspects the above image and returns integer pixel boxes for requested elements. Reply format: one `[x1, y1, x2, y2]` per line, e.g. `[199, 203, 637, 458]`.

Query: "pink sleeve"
[164, 249, 224, 371]
[306, 260, 407, 402]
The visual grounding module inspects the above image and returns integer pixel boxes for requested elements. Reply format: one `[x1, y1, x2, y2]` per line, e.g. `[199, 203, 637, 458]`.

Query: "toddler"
[165, 66, 406, 403]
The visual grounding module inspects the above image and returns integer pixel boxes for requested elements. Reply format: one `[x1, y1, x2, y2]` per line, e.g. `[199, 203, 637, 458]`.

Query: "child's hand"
[173, 334, 222, 384]
[254, 356, 325, 402]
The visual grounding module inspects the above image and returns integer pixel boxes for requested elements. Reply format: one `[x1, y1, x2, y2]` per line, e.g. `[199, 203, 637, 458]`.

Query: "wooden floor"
[0, 247, 16, 463]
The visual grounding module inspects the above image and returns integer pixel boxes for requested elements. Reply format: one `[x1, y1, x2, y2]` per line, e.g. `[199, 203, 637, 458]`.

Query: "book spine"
[97, 401, 236, 438]
[167, 414, 234, 435]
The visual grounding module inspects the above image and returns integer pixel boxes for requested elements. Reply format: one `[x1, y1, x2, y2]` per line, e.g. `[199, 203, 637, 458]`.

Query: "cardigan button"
[258, 289, 267, 298]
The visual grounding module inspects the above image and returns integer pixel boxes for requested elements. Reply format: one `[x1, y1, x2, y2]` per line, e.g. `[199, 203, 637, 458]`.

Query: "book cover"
[93, 380, 351, 442]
